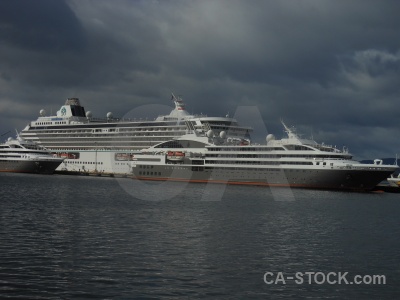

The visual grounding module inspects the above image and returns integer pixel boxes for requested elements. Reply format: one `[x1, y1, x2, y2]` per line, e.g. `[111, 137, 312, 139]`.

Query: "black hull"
[132, 165, 395, 191]
[0, 160, 63, 174]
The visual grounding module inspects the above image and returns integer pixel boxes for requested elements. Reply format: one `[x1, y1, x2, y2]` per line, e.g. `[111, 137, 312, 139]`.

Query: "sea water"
[0, 172, 399, 299]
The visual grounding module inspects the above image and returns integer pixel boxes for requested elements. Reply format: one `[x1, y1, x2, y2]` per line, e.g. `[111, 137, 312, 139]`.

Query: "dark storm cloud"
[0, 0, 84, 52]
[1, 0, 400, 159]
[0, 0, 87, 91]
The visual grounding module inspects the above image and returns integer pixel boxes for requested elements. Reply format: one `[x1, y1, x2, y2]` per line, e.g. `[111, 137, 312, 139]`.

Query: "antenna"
[280, 119, 291, 135]
[171, 92, 181, 102]
[1, 130, 11, 137]
[280, 118, 289, 131]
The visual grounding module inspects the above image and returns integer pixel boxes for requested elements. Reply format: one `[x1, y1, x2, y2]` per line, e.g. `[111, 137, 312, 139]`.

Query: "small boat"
[0, 135, 64, 174]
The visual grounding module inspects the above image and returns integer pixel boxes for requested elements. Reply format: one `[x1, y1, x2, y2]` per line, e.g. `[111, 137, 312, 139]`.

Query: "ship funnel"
[65, 98, 81, 106]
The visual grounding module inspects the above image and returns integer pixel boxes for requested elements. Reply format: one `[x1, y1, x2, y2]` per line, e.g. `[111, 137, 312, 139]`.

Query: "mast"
[171, 93, 185, 111]
[281, 120, 299, 140]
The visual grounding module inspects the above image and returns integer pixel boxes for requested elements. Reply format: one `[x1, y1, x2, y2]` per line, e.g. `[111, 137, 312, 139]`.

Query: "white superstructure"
[20, 94, 252, 174]
[129, 122, 398, 191]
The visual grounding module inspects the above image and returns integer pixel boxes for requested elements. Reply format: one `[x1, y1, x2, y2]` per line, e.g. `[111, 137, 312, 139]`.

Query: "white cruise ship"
[20, 95, 252, 175]
[129, 122, 398, 191]
[0, 135, 64, 174]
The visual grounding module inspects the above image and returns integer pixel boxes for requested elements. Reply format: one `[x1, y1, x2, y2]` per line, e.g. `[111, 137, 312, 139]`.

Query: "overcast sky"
[1, 0, 400, 159]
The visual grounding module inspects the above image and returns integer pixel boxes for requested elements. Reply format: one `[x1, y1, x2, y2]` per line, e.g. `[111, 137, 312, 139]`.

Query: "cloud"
[1, 0, 400, 159]
[339, 49, 400, 93]
[0, 0, 86, 91]
[0, 0, 84, 52]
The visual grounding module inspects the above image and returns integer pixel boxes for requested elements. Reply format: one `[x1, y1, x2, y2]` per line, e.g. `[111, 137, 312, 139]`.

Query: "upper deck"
[20, 94, 253, 151]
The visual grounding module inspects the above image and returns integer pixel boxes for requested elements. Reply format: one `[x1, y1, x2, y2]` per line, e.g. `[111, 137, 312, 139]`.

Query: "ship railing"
[88, 117, 133, 122]
[335, 165, 389, 170]
[156, 113, 208, 119]
[89, 114, 210, 123]
[87, 117, 108, 122]
[185, 113, 208, 118]
[88, 116, 169, 123]
[304, 157, 349, 160]
[311, 143, 344, 153]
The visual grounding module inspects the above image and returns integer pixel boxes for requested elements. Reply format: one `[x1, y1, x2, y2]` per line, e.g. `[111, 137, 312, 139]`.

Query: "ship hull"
[131, 165, 395, 191]
[0, 159, 63, 174]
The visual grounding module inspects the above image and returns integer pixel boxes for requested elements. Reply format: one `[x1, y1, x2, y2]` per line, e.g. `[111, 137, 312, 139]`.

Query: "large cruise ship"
[129, 122, 398, 191]
[20, 95, 252, 174]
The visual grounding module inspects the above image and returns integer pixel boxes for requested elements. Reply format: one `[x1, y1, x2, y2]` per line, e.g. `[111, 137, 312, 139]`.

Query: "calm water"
[0, 173, 399, 299]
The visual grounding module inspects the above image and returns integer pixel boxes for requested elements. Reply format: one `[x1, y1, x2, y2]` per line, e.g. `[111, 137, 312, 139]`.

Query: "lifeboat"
[166, 151, 185, 161]
[59, 152, 78, 159]
[115, 153, 131, 161]
[68, 153, 77, 159]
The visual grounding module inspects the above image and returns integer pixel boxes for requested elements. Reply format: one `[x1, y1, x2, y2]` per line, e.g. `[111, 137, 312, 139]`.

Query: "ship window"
[285, 145, 313, 151]
[155, 140, 183, 148]
[155, 139, 207, 149]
